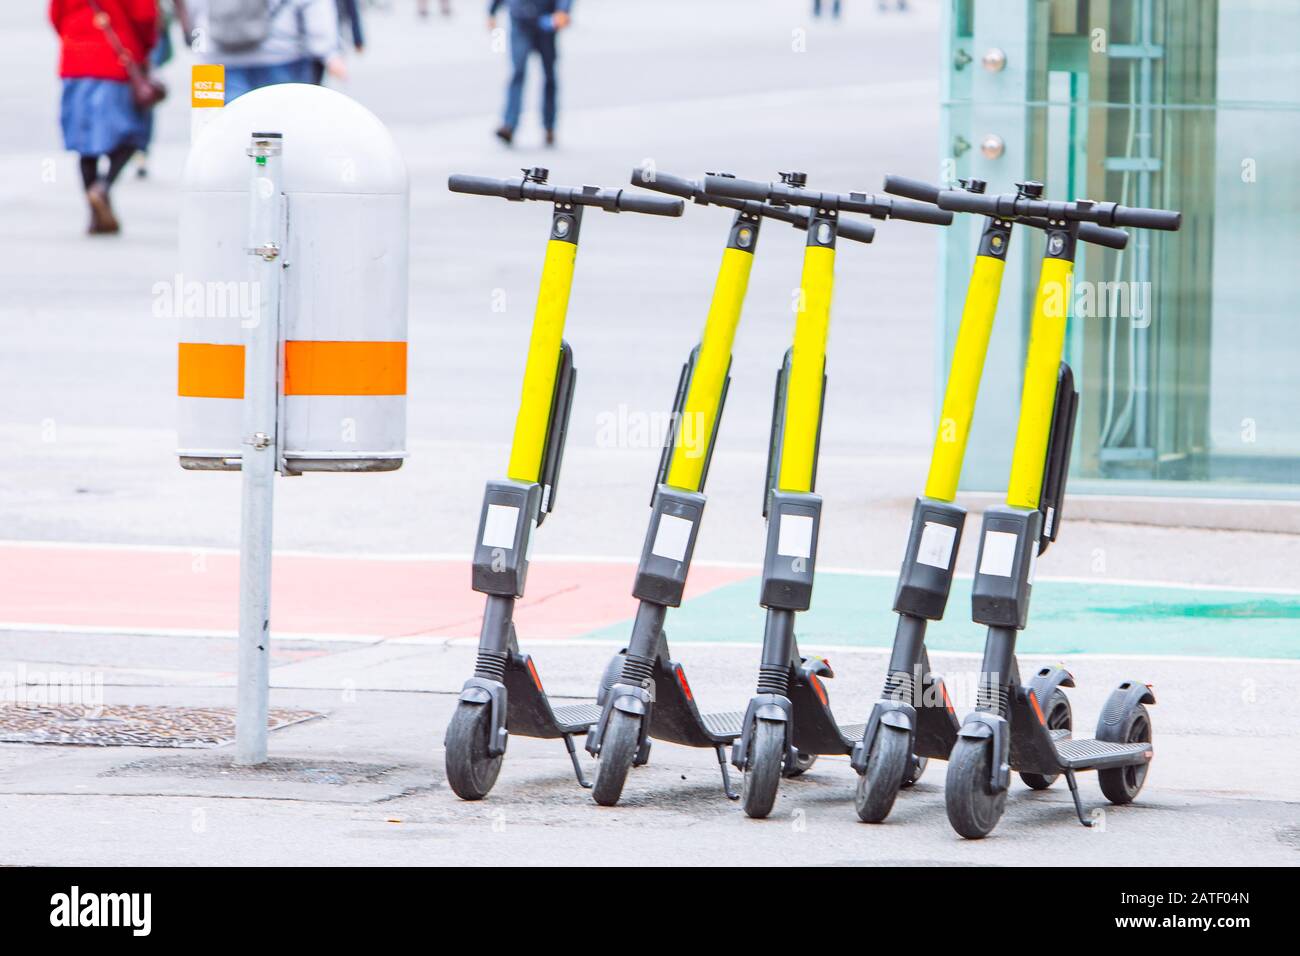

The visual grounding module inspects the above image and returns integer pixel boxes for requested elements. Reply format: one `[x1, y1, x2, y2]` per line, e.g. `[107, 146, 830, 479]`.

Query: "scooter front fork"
[457, 478, 542, 758]
[455, 593, 517, 758]
[587, 485, 708, 763]
[733, 607, 798, 770]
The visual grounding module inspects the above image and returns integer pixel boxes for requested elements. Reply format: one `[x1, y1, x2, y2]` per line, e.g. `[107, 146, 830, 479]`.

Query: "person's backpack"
[207, 0, 292, 54]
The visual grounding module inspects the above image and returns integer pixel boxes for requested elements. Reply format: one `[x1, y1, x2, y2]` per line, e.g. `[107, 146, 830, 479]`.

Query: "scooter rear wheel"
[1097, 703, 1152, 804]
[945, 736, 1008, 839]
[902, 755, 928, 788]
[591, 709, 639, 807]
[741, 719, 785, 819]
[444, 701, 503, 800]
[854, 723, 911, 823]
[784, 750, 818, 778]
[1020, 688, 1072, 790]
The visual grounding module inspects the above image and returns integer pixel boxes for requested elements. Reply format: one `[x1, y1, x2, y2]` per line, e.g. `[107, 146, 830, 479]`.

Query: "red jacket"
[50, 0, 158, 81]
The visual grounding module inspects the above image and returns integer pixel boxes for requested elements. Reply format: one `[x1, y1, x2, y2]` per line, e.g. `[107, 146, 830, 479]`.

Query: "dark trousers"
[503, 17, 557, 131]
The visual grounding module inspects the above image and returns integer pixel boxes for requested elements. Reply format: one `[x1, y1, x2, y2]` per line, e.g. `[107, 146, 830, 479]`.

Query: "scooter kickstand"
[1064, 768, 1093, 827]
[716, 745, 740, 800]
[563, 733, 593, 789]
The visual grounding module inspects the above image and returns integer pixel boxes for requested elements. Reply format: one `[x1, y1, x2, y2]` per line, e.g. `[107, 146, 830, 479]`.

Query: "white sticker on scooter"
[482, 503, 520, 549]
[652, 513, 694, 562]
[777, 514, 814, 559]
[979, 530, 1019, 577]
[916, 521, 957, 570]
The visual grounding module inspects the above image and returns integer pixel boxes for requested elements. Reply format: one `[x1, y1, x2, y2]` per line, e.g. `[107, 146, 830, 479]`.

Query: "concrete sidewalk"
[1, 635, 1296, 865]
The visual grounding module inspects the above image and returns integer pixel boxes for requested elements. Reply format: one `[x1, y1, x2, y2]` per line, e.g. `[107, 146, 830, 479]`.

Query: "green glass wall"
[939, 0, 1300, 499]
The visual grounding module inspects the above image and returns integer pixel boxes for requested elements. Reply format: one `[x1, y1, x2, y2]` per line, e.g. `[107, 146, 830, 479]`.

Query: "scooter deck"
[1054, 737, 1152, 771]
[503, 655, 600, 738]
[788, 674, 864, 755]
[1011, 698, 1151, 774]
[648, 655, 743, 747]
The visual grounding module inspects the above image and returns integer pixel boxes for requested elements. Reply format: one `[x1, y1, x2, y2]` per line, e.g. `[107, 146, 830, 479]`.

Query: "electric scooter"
[586, 168, 879, 806]
[931, 182, 1181, 838]
[700, 171, 954, 820]
[442, 167, 684, 800]
[850, 176, 1133, 823]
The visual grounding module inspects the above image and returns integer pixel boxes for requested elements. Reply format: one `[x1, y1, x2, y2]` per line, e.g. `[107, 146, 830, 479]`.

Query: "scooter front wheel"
[854, 723, 911, 823]
[741, 719, 785, 819]
[444, 701, 503, 800]
[944, 736, 1008, 839]
[591, 709, 640, 807]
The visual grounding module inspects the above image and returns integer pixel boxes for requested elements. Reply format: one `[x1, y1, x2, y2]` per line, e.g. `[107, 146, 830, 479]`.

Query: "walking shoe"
[86, 183, 120, 235]
[495, 125, 514, 146]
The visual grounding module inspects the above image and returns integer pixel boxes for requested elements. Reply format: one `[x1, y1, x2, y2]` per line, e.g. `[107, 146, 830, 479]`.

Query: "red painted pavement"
[0, 544, 754, 640]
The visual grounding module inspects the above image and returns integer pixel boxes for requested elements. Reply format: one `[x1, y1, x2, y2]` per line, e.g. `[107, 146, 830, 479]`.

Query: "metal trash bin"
[177, 83, 409, 473]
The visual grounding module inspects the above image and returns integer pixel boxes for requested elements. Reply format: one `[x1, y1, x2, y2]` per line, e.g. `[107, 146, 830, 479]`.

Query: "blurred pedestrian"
[337, 0, 364, 53]
[189, 0, 346, 102]
[418, 0, 451, 16]
[310, 0, 362, 83]
[50, 0, 160, 235]
[134, 0, 193, 179]
[812, 0, 841, 18]
[489, 0, 572, 147]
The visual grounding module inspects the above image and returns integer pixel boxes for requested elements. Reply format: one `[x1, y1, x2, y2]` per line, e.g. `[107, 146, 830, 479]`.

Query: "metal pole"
[236, 132, 284, 765]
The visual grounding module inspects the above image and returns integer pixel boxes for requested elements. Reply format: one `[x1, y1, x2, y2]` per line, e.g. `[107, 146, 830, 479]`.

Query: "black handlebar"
[629, 167, 874, 243]
[629, 168, 701, 202]
[1019, 216, 1130, 250]
[881, 174, 943, 204]
[702, 174, 952, 226]
[883, 175, 1133, 250]
[449, 172, 684, 217]
[936, 189, 1181, 233]
[447, 173, 512, 199]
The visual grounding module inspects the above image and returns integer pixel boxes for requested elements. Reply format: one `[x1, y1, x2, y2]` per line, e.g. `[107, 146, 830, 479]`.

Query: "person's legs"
[223, 66, 257, 103]
[501, 18, 535, 136]
[79, 155, 99, 192]
[103, 144, 135, 189]
[537, 29, 558, 138]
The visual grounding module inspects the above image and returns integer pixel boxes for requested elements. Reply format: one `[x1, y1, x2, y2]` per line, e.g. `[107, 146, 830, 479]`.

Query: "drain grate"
[0, 704, 322, 748]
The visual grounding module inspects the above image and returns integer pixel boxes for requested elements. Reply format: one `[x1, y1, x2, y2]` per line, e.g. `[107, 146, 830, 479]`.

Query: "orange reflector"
[1028, 691, 1046, 725]
[941, 682, 955, 715]
[526, 657, 543, 692]
[675, 665, 693, 702]
[284, 340, 407, 396]
[178, 342, 244, 399]
[810, 675, 828, 706]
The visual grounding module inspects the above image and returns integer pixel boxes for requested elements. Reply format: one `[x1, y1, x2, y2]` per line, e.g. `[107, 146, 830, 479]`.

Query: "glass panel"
[940, 0, 1300, 497]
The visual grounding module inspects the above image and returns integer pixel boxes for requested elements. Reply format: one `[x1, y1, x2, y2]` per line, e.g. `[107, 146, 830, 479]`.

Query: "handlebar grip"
[836, 217, 876, 244]
[629, 168, 700, 200]
[936, 189, 999, 216]
[888, 196, 954, 226]
[1078, 222, 1129, 250]
[614, 190, 685, 217]
[702, 174, 770, 202]
[448, 174, 510, 198]
[1112, 205, 1182, 231]
[882, 174, 942, 204]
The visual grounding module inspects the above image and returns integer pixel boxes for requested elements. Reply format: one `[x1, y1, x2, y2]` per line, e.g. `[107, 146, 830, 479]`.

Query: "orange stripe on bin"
[178, 343, 245, 399]
[284, 341, 407, 396]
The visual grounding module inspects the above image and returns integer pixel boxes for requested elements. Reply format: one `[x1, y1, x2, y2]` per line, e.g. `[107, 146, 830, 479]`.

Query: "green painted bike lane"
[578, 572, 1300, 659]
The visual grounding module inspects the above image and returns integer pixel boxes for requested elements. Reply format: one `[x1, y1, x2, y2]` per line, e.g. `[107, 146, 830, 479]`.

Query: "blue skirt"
[60, 78, 154, 156]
